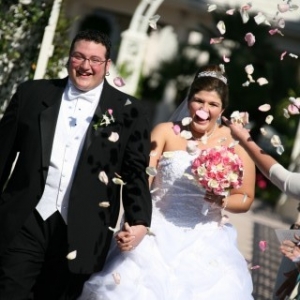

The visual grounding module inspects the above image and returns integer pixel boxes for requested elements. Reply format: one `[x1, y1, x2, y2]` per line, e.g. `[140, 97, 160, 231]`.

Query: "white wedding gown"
[78, 151, 253, 300]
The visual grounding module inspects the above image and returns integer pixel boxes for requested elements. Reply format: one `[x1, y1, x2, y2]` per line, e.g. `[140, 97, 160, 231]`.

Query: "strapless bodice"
[151, 151, 222, 228]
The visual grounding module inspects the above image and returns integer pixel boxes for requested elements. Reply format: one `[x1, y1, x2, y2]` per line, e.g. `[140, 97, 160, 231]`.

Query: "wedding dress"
[78, 150, 253, 300]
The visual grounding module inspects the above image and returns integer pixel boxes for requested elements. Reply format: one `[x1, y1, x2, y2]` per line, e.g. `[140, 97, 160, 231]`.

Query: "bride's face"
[188, 90, 224, 134]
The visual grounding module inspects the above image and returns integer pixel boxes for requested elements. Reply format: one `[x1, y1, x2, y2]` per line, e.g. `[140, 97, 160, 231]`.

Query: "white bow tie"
[65, 83, 97, 103]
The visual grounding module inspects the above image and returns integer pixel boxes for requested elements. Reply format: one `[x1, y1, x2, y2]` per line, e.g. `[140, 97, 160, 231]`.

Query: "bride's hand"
[115, 222, 147, 252]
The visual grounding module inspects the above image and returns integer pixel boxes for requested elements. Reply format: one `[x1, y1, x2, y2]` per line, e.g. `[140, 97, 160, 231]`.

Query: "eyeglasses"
[71, 54, 107, 66]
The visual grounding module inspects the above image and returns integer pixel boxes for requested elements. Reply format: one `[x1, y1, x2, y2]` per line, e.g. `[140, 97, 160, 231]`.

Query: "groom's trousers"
[0, 210, 90, 300]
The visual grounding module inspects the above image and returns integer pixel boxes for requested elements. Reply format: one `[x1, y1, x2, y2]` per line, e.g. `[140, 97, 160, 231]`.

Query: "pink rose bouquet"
[191, 146, 243, 196]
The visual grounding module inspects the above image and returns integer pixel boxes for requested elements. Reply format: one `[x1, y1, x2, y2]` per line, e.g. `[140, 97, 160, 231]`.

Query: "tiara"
[197, 71, 227, 85]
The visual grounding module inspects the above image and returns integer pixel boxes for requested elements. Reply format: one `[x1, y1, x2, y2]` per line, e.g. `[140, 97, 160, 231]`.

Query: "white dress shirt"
[36, 80, 103, 223]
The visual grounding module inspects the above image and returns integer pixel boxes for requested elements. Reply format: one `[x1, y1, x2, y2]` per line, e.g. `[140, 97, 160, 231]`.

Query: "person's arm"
[222, 116, 300, 199]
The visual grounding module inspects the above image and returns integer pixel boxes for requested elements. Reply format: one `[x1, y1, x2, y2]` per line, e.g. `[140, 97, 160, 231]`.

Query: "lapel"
[40, 78, 67, 180]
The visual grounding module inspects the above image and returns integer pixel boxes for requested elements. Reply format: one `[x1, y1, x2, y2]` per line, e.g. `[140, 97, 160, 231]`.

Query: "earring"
[105, 72, 110, 76]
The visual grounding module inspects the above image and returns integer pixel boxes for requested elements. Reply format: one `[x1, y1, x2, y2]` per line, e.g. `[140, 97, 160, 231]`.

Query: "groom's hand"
[115, 222, 147, 252]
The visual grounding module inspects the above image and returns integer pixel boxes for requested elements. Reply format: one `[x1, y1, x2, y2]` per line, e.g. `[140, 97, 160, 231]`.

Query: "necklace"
[189, 124, 217, 143]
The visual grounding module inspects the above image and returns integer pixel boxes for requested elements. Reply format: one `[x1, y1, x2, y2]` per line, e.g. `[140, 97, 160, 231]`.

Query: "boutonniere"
[93, 109, 115, 130]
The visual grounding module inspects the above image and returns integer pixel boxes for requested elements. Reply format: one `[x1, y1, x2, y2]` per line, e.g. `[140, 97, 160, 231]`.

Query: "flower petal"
[259, 240, 268, 252]
[244, 32, 255, 46]
[250, 265, 260, 270]
[99, 201, 110, 208]
[257, 77, 268, 86]
[278, 3, 290, 13]
[181, 117, 192, 126]
[217, 20, 226, 35]
[289, 53, 298, 59]
[260, 127, 267, 135]
[149, 14, 160, 30]
[66, 250, 77, 260]
[223, 55, 230, 63]
[283, 108, 290, 119]
[258, 104, 271, 112]
[280, 51, 287, 60]
[180, 130, 193, 140]
[277, 18, 285, 28]
[265, 115, 273, 124]
[245, 64, 254, 75]
[210, 37, 224, 44]
[270, 135, 282, 147]
[226, 8, 235, 15]
[196, 110, 209, 120]
[172, 124, 181, 135]
[276, 145, 284, 155]
[146, 166, 158, 177]
[98, 171, 109, 185]
[113, 77, 125, 87]
[207, 4, 217, 12]
[108, 132, 119, 142]
[254, 13, 266, 25]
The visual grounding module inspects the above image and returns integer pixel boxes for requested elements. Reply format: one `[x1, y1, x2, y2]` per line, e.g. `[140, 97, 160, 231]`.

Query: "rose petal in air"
[260, 127, 267, 135]
[217, 20, 226, 35]
[223, 55, 230, 63]
[108, 132, 119, 142]
[278, 18, 285, 28]
[172, 124, 181, 135]
[259, 240, 268, 252]
[254, 12, 266, 25]
[242, 81, 250, 87]
[250, 265, 260, 270]
[146, 166, 158, 177]
[265, 115, 273, 124]
[112, 272, 121, 284]
[207, 4, 217, 12]
[289, 53, 298, 59]
[113, 77, 125, 87]
[245, 64, 254, 75]
[257, 77, 268, 86]
[98, 171, 109, 185]
[258, 104, 271, 112]
[149, 14, 160, 30]
[66, 250, 77, 260]
[278, 3, 290, 13]
[99, 201, 110, 208]
[244, 33, 255, 47]
[288, 104, 300, 115]
[269, 29, 284, 36]
[270, 135, 282, 147]
[226, 8, 235, 15]
[180, 130, 193, 140]
[276, 145, 284, 155]
[210, 37, 224, 44]
[196, 110, 209, 120]
[283, 108, 290, 119]
[280, 51, 287, 60]
[240, 8, 250, 24]
[181, 117, 192, 126]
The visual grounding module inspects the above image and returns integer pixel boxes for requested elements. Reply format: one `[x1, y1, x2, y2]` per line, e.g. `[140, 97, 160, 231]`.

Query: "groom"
[0, 29, 152, 299]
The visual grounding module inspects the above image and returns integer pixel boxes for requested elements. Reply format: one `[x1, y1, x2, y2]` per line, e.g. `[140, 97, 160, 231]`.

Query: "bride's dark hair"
[187, 64, 229, 109]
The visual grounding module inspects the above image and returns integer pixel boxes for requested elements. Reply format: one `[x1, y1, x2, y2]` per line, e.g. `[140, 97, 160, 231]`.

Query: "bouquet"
[191, 146, 243, 214]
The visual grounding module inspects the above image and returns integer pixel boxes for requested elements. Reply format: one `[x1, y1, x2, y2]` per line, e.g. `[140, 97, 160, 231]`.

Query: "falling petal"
[260, 127, 267, 135]
[265, 115, 273, 124]
[98, 171, 109, 185]
[180, 130, 193, 140]
[270, 135, 281, 147]
[186, 140, 199, 155]
[244, 32, 255, 46]
[99, 201, 110, 208]
[288, 104, 300, 115]
[172, 124, 181, 135]
[112, 272, 121, 284]
[245, 64, 254, 75]
[210, 37, 224, 44]
[181, 117, 192, 126]
[149, 14, 160, 30]
[240, 8, 250, 24]
[217, 20, 226, 35]
[278, 18, 285, 28]
[108, 132, 119, 142]
[219, 64, 225, 73]
[229, 140, 239, 148]
[146, 166, 158, 177]
[254, 12, 266, 25]
[269, 28, 284, 36]
[223, 55, 230, 63]
[289, 53, 298, 59]
[257, 77, 268, 86]
[66, 250, 77, 260]
[162, 152, 174, 158]
[247, 74, 255, 83]
[112, 178, 126, 185]
[150, 187, 159, 193]
[258, 104, 271, 112]
[280, 51, 287, 60]
[114, 172, 122, 178]
[250, 265, 260, 270]
[196, 110, 209, 120]
[113, 77, 125, 87]
[259, 240, 268, 252]
[242, 81, 250, 87]
[278, 3, 290, 13]
[226, 8, 235, 15]
[208, 4, 217, 12]
[283, 108, 290, 118]
[149, 151, 157, 157]
[276, 145, 284, 155]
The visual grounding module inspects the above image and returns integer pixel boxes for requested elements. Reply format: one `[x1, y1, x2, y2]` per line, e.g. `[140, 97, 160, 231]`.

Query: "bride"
[78, 64, 256, 299]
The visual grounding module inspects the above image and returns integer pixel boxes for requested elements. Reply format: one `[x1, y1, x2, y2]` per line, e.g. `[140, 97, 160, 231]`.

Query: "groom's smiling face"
[68, 40, 111, 92]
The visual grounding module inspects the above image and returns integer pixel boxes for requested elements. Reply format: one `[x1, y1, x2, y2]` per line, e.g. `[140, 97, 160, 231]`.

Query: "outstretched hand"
[222, 116, 251, 143]
[115, 222, 147, 252]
